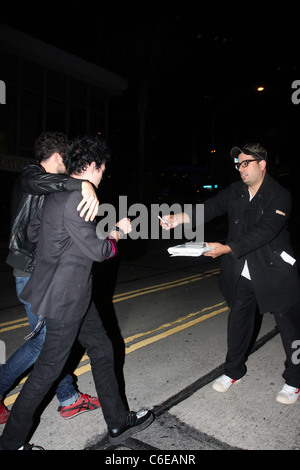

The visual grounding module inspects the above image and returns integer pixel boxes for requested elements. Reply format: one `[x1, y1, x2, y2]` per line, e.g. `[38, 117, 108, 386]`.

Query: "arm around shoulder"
[21, 164, 80, 195]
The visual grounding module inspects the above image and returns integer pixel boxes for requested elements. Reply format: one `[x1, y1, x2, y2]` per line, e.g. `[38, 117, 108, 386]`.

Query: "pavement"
[0, 237, 299, 454]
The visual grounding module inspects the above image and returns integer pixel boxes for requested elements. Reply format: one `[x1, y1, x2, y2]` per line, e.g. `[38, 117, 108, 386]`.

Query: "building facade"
[0, 23, 127, 235]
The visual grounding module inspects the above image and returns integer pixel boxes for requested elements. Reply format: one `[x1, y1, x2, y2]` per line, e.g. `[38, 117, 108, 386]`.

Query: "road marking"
[72, 303, 228, 376]
[3, 302, 227, 407]
[1, 270, 222, 407]
[125, 306, 228, 354]
[113, 269, 219, 303]
[124, 301, 226, 343]
[0, 268, 220, 333]
[0, 318, 29, 333]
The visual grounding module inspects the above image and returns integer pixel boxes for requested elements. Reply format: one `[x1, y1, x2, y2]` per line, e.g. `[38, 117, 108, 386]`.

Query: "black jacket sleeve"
[20, 164, 82, 195]
[191, 186, 230, 227]
[64, 191, 116, 262]
[227, 187, 292, 258]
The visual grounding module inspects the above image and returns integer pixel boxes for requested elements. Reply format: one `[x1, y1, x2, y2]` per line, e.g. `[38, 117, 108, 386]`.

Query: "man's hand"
[77, 181, 99, 221]
[204, 242, 232, 258]
[109, 218, 132, 241]
[116, 217, 132, 235]
[160, 212, 190, 230]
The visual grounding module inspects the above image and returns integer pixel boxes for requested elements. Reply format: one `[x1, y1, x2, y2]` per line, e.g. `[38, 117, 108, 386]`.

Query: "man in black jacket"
[0, 135, 153, 450]
[161, 143, 300, 404]
[0, 132, 101, 425]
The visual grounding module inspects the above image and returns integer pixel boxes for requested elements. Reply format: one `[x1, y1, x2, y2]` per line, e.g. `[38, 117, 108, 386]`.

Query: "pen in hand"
[157, 214, 169, 225]
[151, 209, 170, 227]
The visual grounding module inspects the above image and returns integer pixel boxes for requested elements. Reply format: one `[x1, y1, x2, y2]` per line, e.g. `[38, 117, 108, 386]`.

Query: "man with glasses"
[161, 143, 300, 404]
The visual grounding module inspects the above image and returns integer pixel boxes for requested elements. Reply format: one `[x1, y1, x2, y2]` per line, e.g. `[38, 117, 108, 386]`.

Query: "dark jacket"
[21, 191, 117, 321]
[6, 163, 82, 274]
[198, 173, 300, 313]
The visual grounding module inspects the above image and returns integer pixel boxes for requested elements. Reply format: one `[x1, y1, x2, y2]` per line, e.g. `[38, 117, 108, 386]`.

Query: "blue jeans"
[0, 302, 127, 450]
[0, 276, 78, 406]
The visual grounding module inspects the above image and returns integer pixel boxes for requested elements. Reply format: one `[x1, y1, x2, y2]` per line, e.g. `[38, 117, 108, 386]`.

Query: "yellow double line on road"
[74, 301, 228, 376]
[0, 317, 30, 333]
[3, 301, 228, 407]
[0, 268, 220, 334]
[2, 268, 225, 406]
[124, 301, 228, 354]
[113, 268, 220, 303]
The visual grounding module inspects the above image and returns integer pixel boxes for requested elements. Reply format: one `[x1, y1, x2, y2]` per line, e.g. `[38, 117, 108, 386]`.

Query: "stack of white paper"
[167, 242, 213, 257]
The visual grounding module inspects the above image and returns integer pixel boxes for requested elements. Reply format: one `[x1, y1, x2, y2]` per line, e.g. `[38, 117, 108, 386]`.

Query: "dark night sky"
[2, 5, 300, 183]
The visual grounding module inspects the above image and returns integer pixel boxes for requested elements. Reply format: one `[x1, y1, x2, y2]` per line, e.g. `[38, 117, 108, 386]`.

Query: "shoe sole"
[212, 379, 241, 393]
[276, 394, 298, 405]
[60, 404, 101, 419]
[109, 412, 154, 445]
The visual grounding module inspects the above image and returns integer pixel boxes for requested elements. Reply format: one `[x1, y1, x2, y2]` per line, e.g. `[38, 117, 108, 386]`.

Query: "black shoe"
[109, 409, 154, 445]
[20, 443, 44, 450]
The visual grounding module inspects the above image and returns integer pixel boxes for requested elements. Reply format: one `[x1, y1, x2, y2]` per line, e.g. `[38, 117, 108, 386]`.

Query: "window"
[90, 86, 105, 111]
[70, 78, 87, 107]
[0, 50, 18, 85]
[20, 91, 43, 157]
[21, 59, 43, 93]
[47, 98, 66, 132]
[47, 69, 66, 100]
[70, 105, 87, 137]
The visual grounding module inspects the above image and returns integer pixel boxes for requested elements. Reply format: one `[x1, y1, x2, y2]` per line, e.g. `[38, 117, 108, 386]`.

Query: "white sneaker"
[212, 374, 241, 393]
[276, 384, 300, 404]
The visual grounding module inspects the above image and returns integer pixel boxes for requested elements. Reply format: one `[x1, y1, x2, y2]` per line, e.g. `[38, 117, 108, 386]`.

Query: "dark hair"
[63, 135, 111, 175]
[34, 131, 69, 163]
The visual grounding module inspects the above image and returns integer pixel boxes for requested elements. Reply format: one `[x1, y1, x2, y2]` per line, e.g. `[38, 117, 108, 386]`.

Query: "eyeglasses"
[235, 159, 261, 170]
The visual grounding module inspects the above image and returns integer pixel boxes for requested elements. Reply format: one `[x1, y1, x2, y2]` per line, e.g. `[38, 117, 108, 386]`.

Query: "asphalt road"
[0, 237, 299, 456]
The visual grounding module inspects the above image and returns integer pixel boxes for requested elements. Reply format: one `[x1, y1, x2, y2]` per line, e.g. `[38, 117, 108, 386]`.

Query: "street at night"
[1, 7, 300, 456]
[1, 237, 299, 452]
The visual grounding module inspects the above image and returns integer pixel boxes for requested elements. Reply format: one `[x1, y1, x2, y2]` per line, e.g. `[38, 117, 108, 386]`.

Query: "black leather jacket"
[6, 163, 82, 274]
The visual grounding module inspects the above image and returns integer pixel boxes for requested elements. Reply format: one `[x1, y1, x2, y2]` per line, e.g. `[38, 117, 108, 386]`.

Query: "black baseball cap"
[230, 143, 268, 161]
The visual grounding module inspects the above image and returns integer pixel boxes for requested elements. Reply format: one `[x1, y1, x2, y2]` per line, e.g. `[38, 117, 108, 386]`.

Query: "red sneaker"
[59, 393, 101, 419]
[0, 401, 10, 424]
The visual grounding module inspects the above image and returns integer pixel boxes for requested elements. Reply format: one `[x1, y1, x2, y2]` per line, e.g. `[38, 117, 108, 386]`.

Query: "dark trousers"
[0, 302, 127, 450]
[225, 276, 300, 388]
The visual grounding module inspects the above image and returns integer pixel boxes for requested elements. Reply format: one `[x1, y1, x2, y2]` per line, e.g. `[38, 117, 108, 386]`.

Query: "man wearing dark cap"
[161, 143, 300, 404]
